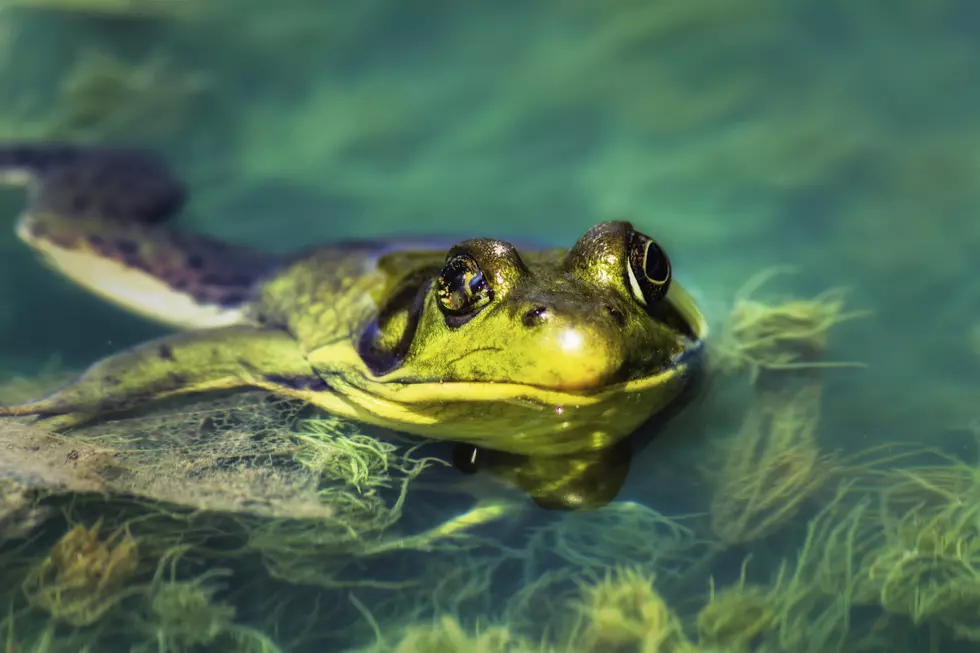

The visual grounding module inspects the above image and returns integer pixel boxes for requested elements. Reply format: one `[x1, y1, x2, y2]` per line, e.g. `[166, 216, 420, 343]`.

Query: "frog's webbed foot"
[2, 409, 95, 433]
[0, 143, 279, 330]
[0, 325, 317, 432]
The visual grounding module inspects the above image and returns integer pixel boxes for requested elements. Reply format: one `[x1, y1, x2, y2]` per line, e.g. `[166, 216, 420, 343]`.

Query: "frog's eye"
[437, 254, 493, 316]
[626, 231, 671, 306]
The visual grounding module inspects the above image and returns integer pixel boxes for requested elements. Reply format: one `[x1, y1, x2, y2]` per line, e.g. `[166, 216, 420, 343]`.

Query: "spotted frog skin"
[0, 144, 706, 474]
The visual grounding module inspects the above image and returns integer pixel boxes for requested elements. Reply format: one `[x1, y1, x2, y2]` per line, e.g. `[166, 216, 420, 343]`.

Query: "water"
[0, 1, 977, 651]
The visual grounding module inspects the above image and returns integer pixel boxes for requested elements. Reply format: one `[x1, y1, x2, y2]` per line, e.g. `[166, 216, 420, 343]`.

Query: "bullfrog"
[0, 144, 707, 505]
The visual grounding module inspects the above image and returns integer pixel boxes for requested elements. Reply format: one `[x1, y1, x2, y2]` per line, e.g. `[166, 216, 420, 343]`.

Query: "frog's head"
[351, 221, 707, 455]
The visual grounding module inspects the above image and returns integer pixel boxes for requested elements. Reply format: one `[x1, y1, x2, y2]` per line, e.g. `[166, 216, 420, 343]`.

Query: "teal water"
[0, 2, 978, 651]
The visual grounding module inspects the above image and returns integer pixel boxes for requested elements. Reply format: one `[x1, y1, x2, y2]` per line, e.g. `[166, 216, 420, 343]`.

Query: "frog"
[0, 144, 707, 507]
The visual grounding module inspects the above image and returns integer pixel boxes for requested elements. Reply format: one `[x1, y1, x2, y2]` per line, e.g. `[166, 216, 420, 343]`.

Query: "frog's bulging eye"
[626, 231, 671, 306]
[437, 254, 493, 316]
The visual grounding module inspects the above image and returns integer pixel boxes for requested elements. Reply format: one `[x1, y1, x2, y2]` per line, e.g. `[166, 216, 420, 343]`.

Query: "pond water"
[0, 2, 977, 651]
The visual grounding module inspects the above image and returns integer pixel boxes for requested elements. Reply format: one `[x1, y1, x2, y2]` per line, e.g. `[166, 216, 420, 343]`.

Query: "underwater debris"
[709, 382, 832, 544]
[22, 520, 139, 626]
[713, 268, 869, 383]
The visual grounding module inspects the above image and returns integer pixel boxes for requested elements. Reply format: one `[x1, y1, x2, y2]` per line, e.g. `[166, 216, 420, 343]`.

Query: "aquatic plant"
[713, 268, 869, 384]
[2, 610, 104, 653]
[709, 382, 832, 544]
[350, 610, 541, 653]
[706, 270, 871, 546]
[526, 500, 709, 578]
[573, 566, 689, 653]
[855, 461, 980, 641]
[766, 444, 980, 649]
[22, 520, 140, 626]
[696, 559, 778, 651]
[131, 546, 285, 653]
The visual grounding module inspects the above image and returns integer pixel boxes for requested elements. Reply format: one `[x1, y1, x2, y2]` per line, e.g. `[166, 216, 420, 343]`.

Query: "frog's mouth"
[343, 282, 708, 409]
[365, 339, 702, 404]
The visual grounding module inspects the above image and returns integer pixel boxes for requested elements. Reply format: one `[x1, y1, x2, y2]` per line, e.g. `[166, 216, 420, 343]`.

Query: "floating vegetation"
[706, 269, 870, 545]
[696, 559, 779, 650]
[713, 268, 870, 383]
[710, 382, 833, 544]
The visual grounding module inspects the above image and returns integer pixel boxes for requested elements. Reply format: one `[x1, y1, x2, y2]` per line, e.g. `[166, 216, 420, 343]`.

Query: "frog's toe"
[30, 412, 93, 433]
[0, 402, 91, 432]
[0, 402, 38, 418]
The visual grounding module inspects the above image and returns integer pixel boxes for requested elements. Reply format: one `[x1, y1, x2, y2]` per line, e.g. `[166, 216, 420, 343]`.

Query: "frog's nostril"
[604, 304, 626, 326]
[522, 305, 550, 327]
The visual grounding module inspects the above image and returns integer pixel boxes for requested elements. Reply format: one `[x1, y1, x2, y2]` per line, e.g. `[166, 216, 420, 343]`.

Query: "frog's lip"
[358, 337, 704, 407]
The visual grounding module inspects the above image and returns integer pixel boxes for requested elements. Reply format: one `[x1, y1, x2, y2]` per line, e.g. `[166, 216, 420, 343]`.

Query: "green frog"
[0, 144, 707, 508]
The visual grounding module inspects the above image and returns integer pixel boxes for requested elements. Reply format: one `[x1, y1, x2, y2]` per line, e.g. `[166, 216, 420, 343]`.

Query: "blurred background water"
[0, 1, 978, 651]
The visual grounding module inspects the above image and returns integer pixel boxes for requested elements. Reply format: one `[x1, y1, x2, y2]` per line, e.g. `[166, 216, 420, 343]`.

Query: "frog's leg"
[0, 144, 279, 329]
[0, 325, 322, 431]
